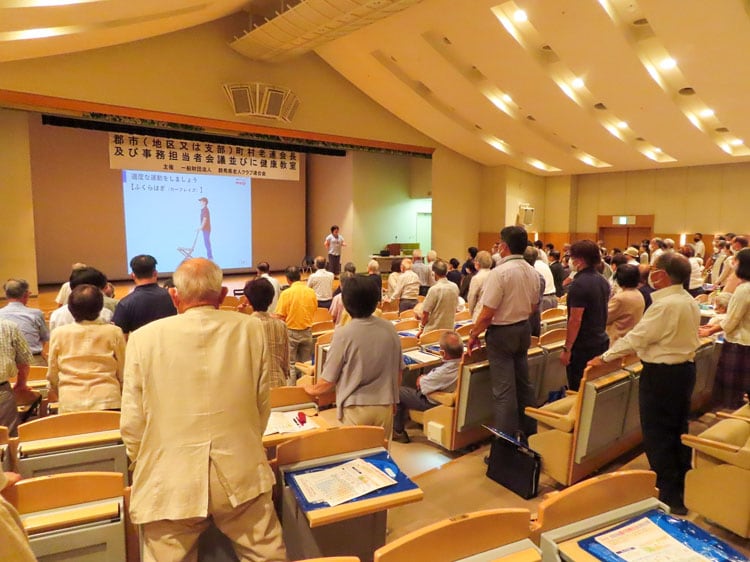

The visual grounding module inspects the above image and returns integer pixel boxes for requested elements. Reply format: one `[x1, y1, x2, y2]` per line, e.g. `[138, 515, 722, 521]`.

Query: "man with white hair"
[0, 279, 49, 365]
[121, 258, 286, 561]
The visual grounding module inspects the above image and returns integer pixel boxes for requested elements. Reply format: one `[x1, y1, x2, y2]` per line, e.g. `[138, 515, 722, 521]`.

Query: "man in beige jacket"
[121, 258, 286, 562]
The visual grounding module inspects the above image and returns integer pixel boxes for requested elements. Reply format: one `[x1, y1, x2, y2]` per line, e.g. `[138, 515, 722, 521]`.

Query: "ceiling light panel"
[492, 0, 675, 164]
[598, 0, 750, 157]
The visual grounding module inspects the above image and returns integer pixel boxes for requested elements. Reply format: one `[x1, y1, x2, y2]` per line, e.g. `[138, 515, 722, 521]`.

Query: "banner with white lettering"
[109, 133, 300, 180]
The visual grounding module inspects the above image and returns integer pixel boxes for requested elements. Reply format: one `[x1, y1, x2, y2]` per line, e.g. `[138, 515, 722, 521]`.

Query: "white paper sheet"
[293, 458, 397, 507]
[263, 411, 319, 436]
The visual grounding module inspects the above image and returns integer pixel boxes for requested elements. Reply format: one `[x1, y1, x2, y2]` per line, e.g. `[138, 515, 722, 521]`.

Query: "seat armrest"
[426, 391, 456, 407]
[524, 407, 575, 433]
[681, 434, 750, 469]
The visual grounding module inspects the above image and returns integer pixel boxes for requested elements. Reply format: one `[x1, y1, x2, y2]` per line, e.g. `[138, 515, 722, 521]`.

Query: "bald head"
[172, 258, 225, 310]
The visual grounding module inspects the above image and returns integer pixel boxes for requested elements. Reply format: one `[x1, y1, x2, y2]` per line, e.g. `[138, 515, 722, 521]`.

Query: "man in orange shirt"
[275, 266, 318, 384]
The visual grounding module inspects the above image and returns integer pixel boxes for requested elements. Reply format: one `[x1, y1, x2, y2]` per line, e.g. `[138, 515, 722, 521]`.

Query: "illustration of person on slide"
[198, 197, 213, 260]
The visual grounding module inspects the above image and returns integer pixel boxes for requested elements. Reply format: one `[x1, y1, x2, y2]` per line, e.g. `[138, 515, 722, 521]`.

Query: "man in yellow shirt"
[275, 266, 318, 384]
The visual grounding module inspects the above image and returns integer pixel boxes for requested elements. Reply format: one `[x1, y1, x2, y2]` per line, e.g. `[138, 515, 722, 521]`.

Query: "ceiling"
[3, 0, 750, 176]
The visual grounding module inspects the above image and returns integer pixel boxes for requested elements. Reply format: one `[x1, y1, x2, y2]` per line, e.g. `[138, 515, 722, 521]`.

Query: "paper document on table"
[594, 517, 710, 562]
[263, 411, 319, 436]
[293, 458, 397, 506]
[403, 350, 440, 364]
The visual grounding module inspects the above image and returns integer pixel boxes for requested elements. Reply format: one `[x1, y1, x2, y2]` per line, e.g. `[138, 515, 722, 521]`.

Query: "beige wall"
[0, 110, 38, 293]
[0, 16, 432, 149]
[432, 146, 482, 260]
[575, 164, 750, 236]
[351, 151, 431, 269]
[28, 115, 307, 283]
[306, 153, 354, 267]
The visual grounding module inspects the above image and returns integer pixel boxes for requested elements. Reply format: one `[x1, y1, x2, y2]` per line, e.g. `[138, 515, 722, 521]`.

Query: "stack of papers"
[293, 458, 397, 507]
[403, 349, 441, 365]
[263, 411, 319, 436]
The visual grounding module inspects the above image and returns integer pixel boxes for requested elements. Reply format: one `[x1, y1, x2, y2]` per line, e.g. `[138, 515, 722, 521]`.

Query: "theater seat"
[682, 417, 750, 537]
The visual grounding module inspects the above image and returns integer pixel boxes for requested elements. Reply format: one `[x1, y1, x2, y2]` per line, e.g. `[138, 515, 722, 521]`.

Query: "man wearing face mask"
[560, 240, 610, 391]
[589, 252, 700, 515]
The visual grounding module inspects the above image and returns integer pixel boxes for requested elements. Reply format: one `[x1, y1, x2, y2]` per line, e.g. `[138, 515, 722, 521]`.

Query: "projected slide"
[122, 170, 252, 273]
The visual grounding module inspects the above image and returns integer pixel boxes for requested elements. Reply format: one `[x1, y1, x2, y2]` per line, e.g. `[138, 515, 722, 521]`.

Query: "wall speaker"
[518, 205, 535, 226]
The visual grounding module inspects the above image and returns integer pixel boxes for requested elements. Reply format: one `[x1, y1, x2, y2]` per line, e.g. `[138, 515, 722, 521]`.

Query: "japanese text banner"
[109, 133, 300, 180]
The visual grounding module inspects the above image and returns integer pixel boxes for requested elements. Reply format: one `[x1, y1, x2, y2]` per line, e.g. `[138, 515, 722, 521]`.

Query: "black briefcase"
[484, 426, 541, 499]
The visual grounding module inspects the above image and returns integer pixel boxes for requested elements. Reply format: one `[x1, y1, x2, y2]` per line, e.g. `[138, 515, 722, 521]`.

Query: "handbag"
[484, 425, 541, 499]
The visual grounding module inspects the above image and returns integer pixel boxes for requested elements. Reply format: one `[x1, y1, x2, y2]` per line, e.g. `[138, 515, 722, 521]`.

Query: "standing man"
[276, 266, 318, 384]
[561, 240, 610, 391]
[198, 197, 213, 260]
[120, 258, 286, 561]
[588, 253, 699, 515]
[113, 255, 176, 335]
[419, 260, 459, 335]
[467, 226, 540, 439]
[307, 256, 335, 309]
[256, 261, 280, 313]
[0, 279, 49, 365]
[548, 250, 566, 297]
[0, 319, 32, 436]
[324, 225, 345, 276]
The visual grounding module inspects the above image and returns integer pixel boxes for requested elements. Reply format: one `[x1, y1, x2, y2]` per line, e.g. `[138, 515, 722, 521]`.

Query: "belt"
[489, 319, 528, 328]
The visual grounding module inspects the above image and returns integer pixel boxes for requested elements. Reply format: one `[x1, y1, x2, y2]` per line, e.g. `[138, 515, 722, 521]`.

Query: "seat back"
[418, 329, 450, 346]
[531, 470, 657, 543]
[527, 346, 547, 406]
[538, 329, 569, 404]
[455, 348, 492, 432]
[3, 471, 127, 561]
[19, 411, 121, 442]
[276, 426, 386, 468]
[270, 386, 317, 412]
[454, 310, 471, 321]
[374, 508, 531, 562]
[311, 320, 334, 333]
[394, 319, 419, 331]
[691, 337, 719, 413]
[313, 307, 333, 323]
[400, 336, 419, 351]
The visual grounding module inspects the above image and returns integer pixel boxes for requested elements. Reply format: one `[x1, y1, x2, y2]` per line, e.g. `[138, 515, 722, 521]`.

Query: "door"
[416, 212, 432, 255]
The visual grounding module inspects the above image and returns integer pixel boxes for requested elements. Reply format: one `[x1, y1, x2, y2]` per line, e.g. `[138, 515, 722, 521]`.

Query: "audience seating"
[221, 295, 241, 307]
[455, 323, 473, 339]
[12, 411, 127, 483]
[398, 309, 416, 320]
[312, 320, 335, 334]
[690, 337, 721, 413]
[526, 343, 547, 407]
[2, 471, 129, 561]
[682, 416, 750, 537]
[313, 307, 333, 323]
[400, 336, 419, 351]
[417, 329, 449, 346]
[454, 310, 471, 322]
[531, 470, 658, 544]
[270, 386, 318, 412]
[525, 360, 642, 486]
[374, 508, 536, 562]
[380, 311, 398, 321]
[407, 347, 491, 451]
[394, 319, 419, 332]
[540, 307, 567, 333]
[1, 425, 10, 471]
[535, 329, 571, 406]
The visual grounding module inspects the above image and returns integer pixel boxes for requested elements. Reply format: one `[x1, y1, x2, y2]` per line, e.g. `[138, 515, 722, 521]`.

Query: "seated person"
[307, 256, 335, 309]
[244, 278, 289, 388]
[47, 284, 126, 412]
[392, 331, 464, 443]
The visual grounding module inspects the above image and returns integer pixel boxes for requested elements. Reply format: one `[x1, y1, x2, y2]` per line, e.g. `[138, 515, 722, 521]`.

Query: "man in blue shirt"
[392, 331, 464, 443]
[113, 255, 176, 335]
[0, 279, 49, 365]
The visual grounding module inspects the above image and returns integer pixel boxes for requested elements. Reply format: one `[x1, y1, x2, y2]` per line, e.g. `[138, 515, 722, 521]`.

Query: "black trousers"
[640, 361, 696, 506]
[567, 340, 608, 391]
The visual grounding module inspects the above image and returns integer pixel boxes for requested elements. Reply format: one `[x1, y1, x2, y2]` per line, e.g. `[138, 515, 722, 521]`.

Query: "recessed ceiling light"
[617, 121, 628, 129]
[659, 58, 676, 70]
[730, 139, 744, 146]
[653, 147, 662, 153]
[502, 94, 513, 103]
[572, 77, 584, 89]
[700, 108, 714, 118]
[513, 9, 528, 22]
